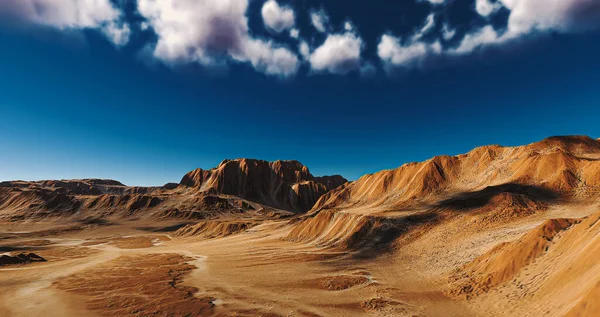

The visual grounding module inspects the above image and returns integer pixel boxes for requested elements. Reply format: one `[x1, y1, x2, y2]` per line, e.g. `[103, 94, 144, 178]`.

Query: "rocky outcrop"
[314, 175, 348, 190]
[0, 253, 46, 266]
[179, 159, 347, 212]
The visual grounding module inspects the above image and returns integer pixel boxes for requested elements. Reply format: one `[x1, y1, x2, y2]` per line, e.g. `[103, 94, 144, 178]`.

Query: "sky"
[0, 0, 599, 186]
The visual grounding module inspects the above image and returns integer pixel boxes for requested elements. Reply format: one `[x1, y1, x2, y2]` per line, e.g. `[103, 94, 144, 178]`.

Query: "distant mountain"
[0, 159, 347, 220]
[179, 158, 348, 213]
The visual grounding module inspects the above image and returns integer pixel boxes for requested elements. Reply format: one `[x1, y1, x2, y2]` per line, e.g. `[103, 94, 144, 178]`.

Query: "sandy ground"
[1, 202, 598, 317]
[0, 219, 467, 317]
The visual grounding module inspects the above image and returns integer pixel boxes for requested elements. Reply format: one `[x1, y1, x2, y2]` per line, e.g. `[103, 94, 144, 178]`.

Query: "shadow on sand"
[432, 183, 560, 211]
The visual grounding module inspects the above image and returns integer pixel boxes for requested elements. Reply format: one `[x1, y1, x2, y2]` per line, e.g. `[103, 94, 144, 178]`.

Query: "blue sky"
[0, 0, 599, 185]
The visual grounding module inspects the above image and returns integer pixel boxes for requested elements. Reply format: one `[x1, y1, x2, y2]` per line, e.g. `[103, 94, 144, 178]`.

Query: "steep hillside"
[288, 136, 600, 250]
[446, 211, 600, 316]
[311, 136, 600, 214]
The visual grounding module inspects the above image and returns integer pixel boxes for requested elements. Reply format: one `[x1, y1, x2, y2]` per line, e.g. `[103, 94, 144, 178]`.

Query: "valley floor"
[1, 201, 598, 317]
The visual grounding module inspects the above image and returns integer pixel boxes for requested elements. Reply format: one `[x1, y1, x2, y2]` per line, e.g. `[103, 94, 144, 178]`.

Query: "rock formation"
[0, 159, 347, 220]
[179, 158, 347, 213]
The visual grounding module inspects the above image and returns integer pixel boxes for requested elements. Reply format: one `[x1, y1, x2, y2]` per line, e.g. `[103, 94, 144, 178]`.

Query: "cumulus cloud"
[289, 28, 299, 39]
[137, 0, 299, 77]
[310, 9, 329, 33]
[299, 41, 310, 60]
[103, 22, 131, 46]
[377, 13, 443, 70]
[452, 0, 600, 56]
[134, 0, 599, 77]
[0, 0, 130, 46]
[501, 0, 600, 34]
[5, 0, 599, 79]
[449, 25, 513, 54]
[138, 0, 247, 63]
[454, 0, 600, 56]
[450, 25, 506, 54]
[309, 32, 364, 74]
[261, 0, 295, 33]
[378, 34, 442, 69]
[378, 23, 507, 70]
[476, 0, 503, 16]
[344, 21, 353, 32]
[233, 38, 299, 77]
[378, 0, 600, 73]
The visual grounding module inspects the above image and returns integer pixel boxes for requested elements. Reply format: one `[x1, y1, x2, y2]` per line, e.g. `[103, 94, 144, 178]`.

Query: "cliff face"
[179, 159, 348, 213]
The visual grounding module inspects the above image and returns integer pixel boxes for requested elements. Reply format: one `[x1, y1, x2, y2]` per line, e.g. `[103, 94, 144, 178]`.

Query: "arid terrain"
[2, 136, 600, 317]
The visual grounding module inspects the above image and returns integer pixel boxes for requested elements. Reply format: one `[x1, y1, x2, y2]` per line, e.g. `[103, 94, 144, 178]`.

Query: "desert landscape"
[2, 135, 600, 317]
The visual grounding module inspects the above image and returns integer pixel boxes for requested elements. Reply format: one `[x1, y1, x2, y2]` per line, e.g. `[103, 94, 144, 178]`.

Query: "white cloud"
[500, 0, 600, 35]
[5, 0, 598, 79]
[449, 0, 600, 57]
[378, 0, 600, 73]
[377, 13, 444, 70]
[450, 25, 505, 54]
[309, 32, 364, 74]
[310, 9, 329, 33]
[234, 38, 299, 77]
[0, 0, 130, 46]
[137, 0, 299, 77]
[344, 21, 353, 32]
[299, 41, 310, 60]
[289, 28, 299, 39]
[261, 0, 295, 33]
[421, 0, 446, 4]
[414, 14, 436, 40]
[138, 0, 248, 64]
[103, 22, 131, 46]
[442, 24, 456, 40]
[378, 14, 441, 69]
[476, 0, 503, 16]
[378, 24, 511, 71]
[378, 34, 442, 69]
